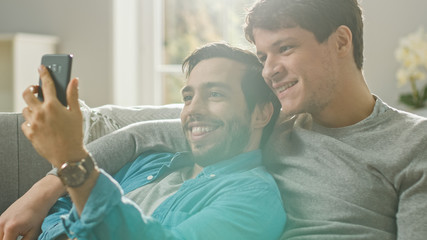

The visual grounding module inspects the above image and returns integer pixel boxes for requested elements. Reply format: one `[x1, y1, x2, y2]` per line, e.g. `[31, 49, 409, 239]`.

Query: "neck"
[313, 70, 376, 128]
[190, 164, 203, 179]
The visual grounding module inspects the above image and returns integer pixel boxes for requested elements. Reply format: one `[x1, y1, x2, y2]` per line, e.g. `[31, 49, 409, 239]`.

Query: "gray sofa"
[0, 103, 182, 214]
[0, 113, 51, 214]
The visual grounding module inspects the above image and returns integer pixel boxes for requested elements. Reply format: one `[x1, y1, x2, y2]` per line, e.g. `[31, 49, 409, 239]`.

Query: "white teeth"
[277, 81, 297, 93]
[192, 127, 214, 134]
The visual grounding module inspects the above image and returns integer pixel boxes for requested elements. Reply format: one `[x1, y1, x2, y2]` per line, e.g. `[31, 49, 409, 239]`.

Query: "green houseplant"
[395, 27, 427, 109]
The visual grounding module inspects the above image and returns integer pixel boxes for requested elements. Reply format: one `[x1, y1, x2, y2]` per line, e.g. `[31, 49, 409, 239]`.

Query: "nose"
[262, 56, 283, 84]
[181, 94, 206, 120]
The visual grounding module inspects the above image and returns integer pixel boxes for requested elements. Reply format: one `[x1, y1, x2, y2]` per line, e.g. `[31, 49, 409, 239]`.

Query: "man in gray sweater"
[243, 0, 427, 239]
[1, 0, 427, 239]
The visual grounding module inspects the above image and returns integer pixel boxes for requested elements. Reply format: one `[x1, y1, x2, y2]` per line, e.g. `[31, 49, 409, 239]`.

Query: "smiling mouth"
[191, 126, 216, 136]
[276, 81, 298, 94]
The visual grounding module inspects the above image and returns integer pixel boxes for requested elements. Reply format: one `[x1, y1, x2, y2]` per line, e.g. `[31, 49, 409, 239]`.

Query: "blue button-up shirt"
[39, 150, 286, 240]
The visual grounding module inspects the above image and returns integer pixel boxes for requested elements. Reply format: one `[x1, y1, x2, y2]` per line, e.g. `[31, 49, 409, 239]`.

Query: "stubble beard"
[191, 118, 251, 167]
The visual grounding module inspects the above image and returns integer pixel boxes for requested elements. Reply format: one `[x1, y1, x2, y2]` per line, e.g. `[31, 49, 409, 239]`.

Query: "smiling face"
[180, 58, 256, 167]
[254, 27, 339, 117]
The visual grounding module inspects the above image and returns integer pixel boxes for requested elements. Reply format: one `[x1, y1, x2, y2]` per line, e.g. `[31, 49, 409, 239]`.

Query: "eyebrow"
[204, 82, 231, 90]
[256, 37, 297, 56]
[181, 81, 232, 95]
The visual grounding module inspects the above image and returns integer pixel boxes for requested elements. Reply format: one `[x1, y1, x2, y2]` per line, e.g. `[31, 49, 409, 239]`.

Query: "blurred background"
[0, 0, 426, 113]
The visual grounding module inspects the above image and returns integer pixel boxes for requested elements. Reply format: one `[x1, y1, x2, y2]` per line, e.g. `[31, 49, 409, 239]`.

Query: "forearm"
[28, 175, 66, 211]
[0, 175, 66, 240]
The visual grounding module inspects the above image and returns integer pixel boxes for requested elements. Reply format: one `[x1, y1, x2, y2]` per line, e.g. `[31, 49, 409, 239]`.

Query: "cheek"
[262, 68, 270, 82]
[180, 109, 188, 124]
[180, 108, 185, 119]
[263, 76, 273, 89]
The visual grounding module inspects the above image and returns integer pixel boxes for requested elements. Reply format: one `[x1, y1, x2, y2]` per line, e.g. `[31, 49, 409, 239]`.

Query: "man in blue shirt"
[19, 42, 285, 239]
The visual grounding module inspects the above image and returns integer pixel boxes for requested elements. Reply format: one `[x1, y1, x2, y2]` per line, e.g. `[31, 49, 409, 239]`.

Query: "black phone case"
[38, 54, 73, 106]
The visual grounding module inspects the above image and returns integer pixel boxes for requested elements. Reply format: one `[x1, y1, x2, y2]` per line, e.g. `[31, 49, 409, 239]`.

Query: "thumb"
[67, 78, 80, 111]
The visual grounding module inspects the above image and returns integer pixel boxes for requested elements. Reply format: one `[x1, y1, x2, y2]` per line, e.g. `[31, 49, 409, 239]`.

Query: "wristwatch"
[57, 153, 96, 188]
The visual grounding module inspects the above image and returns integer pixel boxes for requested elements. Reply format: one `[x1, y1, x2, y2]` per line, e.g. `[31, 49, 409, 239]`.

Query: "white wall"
[361, 0, 427, 108]
[1, 1, 427, 108]
[0, 0, 114, 108]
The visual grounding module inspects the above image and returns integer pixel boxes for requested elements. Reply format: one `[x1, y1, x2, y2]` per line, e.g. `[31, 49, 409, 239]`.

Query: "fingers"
[22, 85, 41, 109]
[22, 87, 36, 131]
[67, 78, 80, 111]
[22, 99, 36, 141]
[22, 107, 32, 123]
[38, 65, 57, 102]
[28, 85, 39, 94]
[21, 122, 33, 143]
[2, 228, 19, 240]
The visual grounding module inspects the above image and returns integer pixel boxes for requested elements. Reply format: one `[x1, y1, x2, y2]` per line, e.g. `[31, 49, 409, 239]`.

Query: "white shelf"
[0, 33, 58, 112]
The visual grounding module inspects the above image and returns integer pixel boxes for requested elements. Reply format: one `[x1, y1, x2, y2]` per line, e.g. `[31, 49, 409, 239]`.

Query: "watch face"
[58, 163, 87, 187]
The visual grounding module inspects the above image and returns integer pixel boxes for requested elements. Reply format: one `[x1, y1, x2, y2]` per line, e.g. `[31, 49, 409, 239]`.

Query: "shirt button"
[147, 175, 154, 180]
[209, 174, 216, 178]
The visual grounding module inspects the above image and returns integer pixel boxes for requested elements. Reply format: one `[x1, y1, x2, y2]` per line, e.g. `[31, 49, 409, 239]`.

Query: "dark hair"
[244, 0, 364, 69]
[182, 42, 281, 147]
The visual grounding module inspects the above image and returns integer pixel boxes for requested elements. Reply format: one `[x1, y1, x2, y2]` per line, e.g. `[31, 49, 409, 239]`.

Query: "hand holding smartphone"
[38, 54, 73, 106]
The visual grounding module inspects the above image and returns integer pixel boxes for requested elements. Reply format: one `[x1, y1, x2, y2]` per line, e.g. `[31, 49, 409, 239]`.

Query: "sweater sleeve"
[87, 119, 189, 175]
[396, 150, 427, 240]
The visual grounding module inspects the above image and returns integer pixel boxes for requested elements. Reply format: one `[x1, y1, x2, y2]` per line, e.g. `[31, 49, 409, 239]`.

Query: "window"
[159, 0, 255, 104]
[113, 0, 255, 106]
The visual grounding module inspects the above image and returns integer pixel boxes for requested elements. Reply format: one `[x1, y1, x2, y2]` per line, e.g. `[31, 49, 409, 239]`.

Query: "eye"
[257, 55, 267, 65]
[279, 45, 294, 54]
[210, 91, 224, 98]
[182, 94, 193, 103]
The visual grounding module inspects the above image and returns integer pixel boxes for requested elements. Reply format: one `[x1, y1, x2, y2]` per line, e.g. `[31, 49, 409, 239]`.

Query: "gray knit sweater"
[264, 98, 427, 240]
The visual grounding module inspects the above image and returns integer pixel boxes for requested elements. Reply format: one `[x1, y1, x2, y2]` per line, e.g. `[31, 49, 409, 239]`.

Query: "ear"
[251, 102, 274, 129]
[335, 25, 353, 57]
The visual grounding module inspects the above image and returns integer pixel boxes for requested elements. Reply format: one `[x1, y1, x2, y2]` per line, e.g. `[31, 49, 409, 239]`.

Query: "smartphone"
[38, 54, 73, 106]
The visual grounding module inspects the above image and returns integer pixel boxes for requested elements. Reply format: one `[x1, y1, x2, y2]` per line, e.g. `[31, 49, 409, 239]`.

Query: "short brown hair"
[244, 0, 364, 70]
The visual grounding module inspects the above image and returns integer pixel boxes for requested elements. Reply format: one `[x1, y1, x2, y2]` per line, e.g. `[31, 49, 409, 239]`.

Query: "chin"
[282, 100, 306, 116]
[281, 107, 298, 117]
[192, 146, 231, 167]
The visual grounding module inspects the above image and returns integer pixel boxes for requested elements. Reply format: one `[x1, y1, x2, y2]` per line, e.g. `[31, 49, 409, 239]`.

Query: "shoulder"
[379, 105, 427, 137]
[215, 166, 281, 198]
